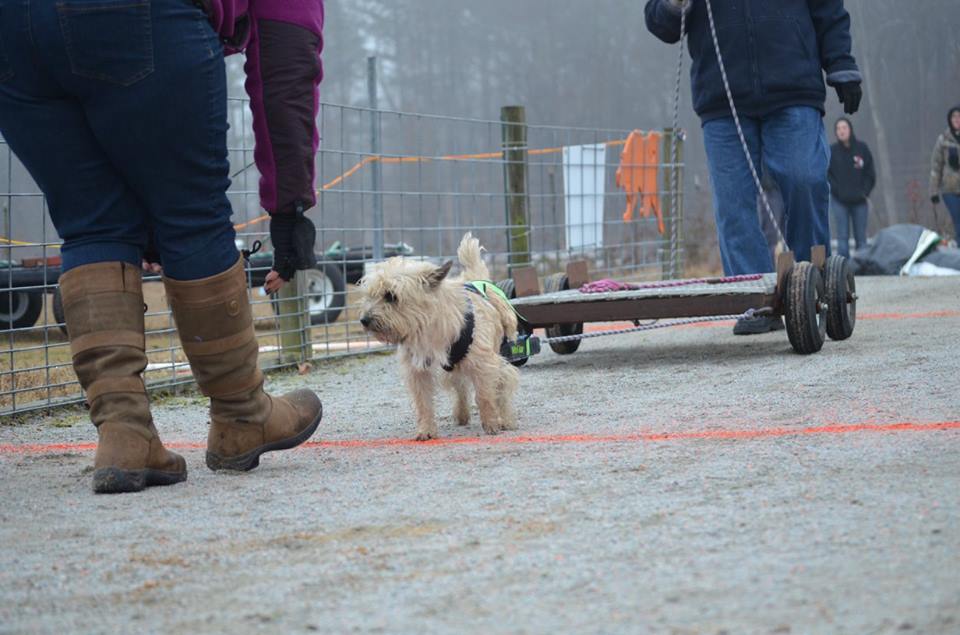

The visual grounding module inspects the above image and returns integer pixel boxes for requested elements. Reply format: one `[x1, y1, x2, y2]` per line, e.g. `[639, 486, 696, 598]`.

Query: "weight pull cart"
[494, 246, 857, 365]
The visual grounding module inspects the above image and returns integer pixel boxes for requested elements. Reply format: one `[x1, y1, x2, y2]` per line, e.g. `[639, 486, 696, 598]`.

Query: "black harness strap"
[442, 310, 475, 372]
[442, 285, 498, 372]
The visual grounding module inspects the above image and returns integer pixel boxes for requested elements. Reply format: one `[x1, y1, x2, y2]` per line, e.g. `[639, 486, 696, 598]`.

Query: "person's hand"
[931, 194, 941, 205]
[835, 82, 862, 115]
[267, 207, 317, 294]
[262, 270, 284, 294]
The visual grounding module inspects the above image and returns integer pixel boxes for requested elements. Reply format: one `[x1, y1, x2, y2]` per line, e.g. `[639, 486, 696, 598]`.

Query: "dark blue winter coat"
[644, 0, 862, 122]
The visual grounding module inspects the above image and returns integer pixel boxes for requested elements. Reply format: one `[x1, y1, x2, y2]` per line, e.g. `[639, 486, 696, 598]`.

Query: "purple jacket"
[206, 0, 324, 215]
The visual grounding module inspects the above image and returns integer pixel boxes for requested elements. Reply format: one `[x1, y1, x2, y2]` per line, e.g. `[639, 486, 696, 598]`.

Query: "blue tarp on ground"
[851, 224, 960, 275]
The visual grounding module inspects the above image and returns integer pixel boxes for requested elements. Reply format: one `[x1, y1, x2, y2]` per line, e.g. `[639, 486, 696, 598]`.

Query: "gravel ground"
[1, 276, 959, 635]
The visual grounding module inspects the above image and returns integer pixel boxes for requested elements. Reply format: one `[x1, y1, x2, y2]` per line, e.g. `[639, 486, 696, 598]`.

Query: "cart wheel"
[543, 273, 582, 355]
[496, 279, 531, 367]
[784, 262, 827, 355]
[824, 255, 856, 341]
[496, 278, 516, 300]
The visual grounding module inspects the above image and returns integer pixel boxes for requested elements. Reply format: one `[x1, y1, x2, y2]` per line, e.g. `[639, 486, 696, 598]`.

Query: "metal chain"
[702, 0, 787, 251]
[541, 309, 757, 344]
[668, 6, 687, 279]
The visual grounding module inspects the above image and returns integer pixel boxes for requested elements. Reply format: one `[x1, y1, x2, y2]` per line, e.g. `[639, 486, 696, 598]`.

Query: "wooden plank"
[518, 293, 777, 327]
[775, 250, 795, 306]
[512, 266, 540, 298]
[565, 261, 590, 289]
[811, 245, 826, 269]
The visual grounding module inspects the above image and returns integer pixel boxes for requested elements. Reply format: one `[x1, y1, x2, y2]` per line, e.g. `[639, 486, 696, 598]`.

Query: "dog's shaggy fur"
[359, 233, 520, 440]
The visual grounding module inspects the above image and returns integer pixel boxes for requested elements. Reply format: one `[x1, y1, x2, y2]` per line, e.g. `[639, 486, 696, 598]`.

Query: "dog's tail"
[457, 232, 490, 281]
[458, 232, 518, 340]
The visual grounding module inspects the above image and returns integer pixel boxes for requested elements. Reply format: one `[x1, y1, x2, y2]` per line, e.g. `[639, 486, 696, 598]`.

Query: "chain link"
[668, 5, 687, 279]
[541, 309, 757, 344]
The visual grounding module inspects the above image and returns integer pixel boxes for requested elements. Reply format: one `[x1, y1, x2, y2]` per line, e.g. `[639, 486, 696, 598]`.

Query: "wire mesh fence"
[1, 99, 683, 415]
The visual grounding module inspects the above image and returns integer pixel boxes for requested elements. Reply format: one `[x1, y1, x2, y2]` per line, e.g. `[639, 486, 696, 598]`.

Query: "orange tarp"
[616, 130, 664, 234]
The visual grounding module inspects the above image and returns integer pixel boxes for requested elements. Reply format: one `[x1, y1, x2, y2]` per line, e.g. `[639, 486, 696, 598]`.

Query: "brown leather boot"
[163, 257, 322, 472]
[59, 262, 187, 494]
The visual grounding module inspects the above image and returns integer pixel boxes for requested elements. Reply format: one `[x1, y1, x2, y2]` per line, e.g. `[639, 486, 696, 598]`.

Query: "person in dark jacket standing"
[0, 0, 325, 493]
[930, 106, 960, 240]
[645, 0, 862, 335]
[828, 117, 876, 257]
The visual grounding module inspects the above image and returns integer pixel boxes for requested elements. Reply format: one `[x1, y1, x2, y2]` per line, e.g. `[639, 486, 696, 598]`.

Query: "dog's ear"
[425, 260, 453, 288]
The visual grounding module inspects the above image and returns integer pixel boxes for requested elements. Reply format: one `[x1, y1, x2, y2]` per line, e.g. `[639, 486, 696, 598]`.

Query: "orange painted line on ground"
[859, 310, 960, 320]
[2, 421, 957, 456]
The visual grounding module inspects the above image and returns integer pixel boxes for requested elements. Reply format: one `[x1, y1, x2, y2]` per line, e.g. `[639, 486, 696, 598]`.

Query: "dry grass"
[0, 282, 377, 413]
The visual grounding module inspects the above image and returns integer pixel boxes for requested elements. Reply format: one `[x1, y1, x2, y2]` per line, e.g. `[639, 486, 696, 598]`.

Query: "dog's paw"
[481, 422, 502, 436]
[500, 418, 518, 431]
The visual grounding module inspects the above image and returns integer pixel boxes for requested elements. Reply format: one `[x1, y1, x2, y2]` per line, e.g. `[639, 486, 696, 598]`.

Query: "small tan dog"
[359, 233, 520, 440]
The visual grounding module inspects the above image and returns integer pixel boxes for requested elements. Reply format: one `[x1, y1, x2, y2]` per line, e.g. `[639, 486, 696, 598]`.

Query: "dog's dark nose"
[360, 315, 371, 328]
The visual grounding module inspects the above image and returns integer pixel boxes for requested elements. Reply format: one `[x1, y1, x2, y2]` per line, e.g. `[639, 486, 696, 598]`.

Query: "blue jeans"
[0, 0, 238, 280]
[830, 197, 868, 258]
[703, 107, 831, 275]
[943, 194, 960, 241]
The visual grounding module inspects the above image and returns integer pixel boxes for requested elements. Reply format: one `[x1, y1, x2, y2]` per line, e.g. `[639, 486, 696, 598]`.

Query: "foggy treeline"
[3, 1, 958, 273]
[311, 0, 960, 267]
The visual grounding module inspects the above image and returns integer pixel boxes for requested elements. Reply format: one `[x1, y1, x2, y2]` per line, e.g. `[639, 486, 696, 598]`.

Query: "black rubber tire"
[496, 278, 516, 301]
[0, 289, 43, 331]
[784, 262, 827, 355]
[53, 287, 68, 336]
[543, 273, 582, 355]
[824, 254, 856, 341]
[496, 278, 529, 367]
[271, 263, 346, 325]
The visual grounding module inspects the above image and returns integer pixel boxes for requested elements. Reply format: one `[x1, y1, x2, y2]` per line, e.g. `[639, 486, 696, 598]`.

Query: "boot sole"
[205, 405, 323, 472]
[92, 466, 188, 494]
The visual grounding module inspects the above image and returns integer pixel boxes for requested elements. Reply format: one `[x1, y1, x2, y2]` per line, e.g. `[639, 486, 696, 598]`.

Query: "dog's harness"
[443, 281, 539, 371]
[442, 282, 504, 372]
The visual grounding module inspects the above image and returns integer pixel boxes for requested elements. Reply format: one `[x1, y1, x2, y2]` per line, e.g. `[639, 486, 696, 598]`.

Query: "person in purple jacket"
[0, 0, 325, 493]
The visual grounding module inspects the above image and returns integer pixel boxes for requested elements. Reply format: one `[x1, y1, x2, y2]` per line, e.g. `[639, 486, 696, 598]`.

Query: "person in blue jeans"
[930, 106, 960, 241]
[645, 0, 863, 334]
[0, 0, 326, 493]
[828, 117, 876, 257]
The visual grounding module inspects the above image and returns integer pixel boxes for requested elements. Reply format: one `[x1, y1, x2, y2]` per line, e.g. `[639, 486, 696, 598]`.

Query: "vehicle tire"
[272, 263, 346, 325]
[53, 287, 68, 336]
[784, 262, 826, 355]
[497, 278, 529, 367]
[0, 289, 43, 331]
[824, 254, 856, 341]
[543, 272, 582, 355]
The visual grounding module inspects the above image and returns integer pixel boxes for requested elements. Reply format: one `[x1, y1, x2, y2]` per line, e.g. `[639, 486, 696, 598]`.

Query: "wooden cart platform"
[495, 249, 857, 359]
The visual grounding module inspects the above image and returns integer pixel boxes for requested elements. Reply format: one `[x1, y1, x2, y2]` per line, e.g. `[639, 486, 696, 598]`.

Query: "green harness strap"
[465, 280, 527, 322]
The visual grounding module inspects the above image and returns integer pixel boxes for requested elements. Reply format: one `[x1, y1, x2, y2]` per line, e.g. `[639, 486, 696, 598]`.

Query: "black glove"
[931, 194, 941, 205]
[835, 82, 862, 115]
[269, 206, 317, 282]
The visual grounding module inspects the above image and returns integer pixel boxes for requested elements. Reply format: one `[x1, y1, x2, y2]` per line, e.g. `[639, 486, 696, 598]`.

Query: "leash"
[701, 0, 788, 253]
[540, 309, 761, 345]
[668, 1, 687, 278]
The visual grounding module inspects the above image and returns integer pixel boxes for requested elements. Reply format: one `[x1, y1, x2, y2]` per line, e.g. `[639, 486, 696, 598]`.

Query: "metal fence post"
[277, 270, 309, 363]
[661, 127, 684, 279]
[368, 56, 384, 262]
[501, 105, 531, 270]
